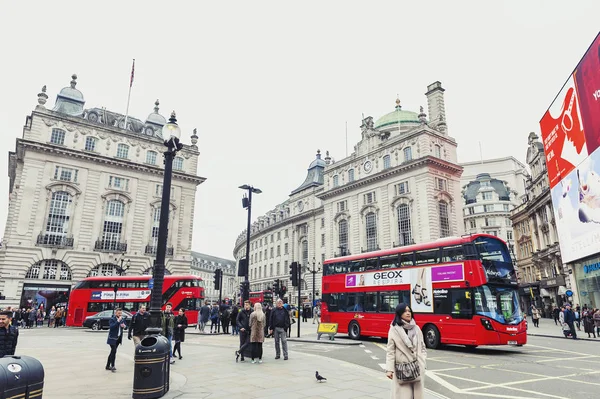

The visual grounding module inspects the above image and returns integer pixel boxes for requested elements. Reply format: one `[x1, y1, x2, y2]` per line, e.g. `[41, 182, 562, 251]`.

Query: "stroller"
[562, 323, 573, 338]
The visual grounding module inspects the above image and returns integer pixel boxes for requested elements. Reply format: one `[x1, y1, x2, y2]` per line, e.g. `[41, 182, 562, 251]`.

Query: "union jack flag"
[130, 59, 135, 88]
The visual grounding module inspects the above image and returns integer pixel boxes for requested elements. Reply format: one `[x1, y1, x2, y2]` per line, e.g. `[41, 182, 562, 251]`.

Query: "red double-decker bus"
[66, 275, 204, 327]
[321, 234, 526, 349]
[248, 290, 273, 306]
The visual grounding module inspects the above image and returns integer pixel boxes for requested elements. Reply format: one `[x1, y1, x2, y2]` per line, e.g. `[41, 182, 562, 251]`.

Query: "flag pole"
[123, 59, 135, 130]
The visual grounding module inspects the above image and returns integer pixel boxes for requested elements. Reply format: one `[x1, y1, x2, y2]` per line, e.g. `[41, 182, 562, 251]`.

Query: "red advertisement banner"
[575, 33, 600, 155]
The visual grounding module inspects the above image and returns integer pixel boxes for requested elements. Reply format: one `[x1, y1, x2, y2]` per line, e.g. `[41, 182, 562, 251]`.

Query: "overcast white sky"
[0, 1, 598, 260]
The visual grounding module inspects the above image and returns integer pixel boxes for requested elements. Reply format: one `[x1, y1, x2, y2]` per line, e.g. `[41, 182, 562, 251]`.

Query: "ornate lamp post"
[115, 256, 131, 276]
[307, 257, 321, 307]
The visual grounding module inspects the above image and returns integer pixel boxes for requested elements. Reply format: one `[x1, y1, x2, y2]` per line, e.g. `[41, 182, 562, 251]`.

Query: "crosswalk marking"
[371, 355, 379, 360]
[364, 349, 372, 353]
[379, 363, 386, 370]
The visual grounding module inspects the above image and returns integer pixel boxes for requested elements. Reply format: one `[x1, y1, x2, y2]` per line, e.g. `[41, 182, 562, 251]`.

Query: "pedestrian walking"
[531, 305, 540, 328]
[221, 307, 231, 335]
[162, 302, 176, 364]
[54, 308, 62, 328]
[593, 309, 600, 337]
[269, 298, 290, 360]
[564, 304, 577, 339]
[128, 305, 150, 346]
[249, 302, 266, 364]
[264, 304, 272, 338]
[48, 307, 56, 328]
[0, 311, 19, 357]
[235, 301, 252, 362]
[210, 303, 219, 333]
[230, 304, 239, 336]
[385, 303, 427, 399]
[583, 308, 596, 338]
[28, 308, 36, 329]
[199, 301, 210, 333]
[105, 308, 126, 372]
[552, 306, 560, 325]
[173, 308, 188, 360]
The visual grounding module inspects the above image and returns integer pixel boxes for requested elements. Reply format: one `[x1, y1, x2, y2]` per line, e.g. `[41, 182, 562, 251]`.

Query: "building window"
[333, 175, 339, 187]
[364, 192, 376, 204]
[507, 230, 513, 240]
[102, 200, 124, 248]
[439, 201, 450, 237]
[151, 208, 160, 247]
[435, 177, 447, 191]
[434, 144, 441, 158]
[146, 151, 157, 165]
[271, 234, 274, 243]
[270, 264, 273, 277]
[397, 204, 412, 246]
[503, 204, 510, 212]
[469, 220, 476, 229]
[277, 232, 281, 240]
[482, 192, 493, 201]
[173, 157, 184, 171]
[277, 245, 281, 256]
[365, 212, 378, 251]
[403, 147, 412, 162]
[348, 169, 355, 182]
[337, 201, 347, 213]
[270, 248, 274, 258]
[116, 144, 129, 159]
[45, 191, 72, 244]
[84, 136, 97, 152]
[468, 207, 475, 215]
[383, 155, 391, 169]
[285, 229, 289, 238]
[485, 218, 496, 227]
[284, 243, 289, 254]
[483, 205, 491, 212]
[338, 219, 348, 254]
[396, 181, 409, 195]
[302, 240, 309, 268]
[109, 176, 129, 191]
[50, 128, 66, 145]
[321, 233, 325, 247]
[54, 166, 78, 183]
[321, 218, 325, 228]
[25, 260, 72, 281]
[277, 262, 281, 275]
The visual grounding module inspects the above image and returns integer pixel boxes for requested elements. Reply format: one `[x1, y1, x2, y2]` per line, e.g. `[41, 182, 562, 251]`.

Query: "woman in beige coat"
[249, 302, 266, 364]
[385, 303, 427, 399]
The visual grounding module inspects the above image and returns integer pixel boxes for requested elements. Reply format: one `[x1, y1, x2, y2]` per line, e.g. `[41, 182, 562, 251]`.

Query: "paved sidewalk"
[527, 317, 600, 341]
[15, 327, 441, 399]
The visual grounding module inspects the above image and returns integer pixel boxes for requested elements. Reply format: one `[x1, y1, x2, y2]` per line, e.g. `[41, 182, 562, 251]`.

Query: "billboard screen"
[542, 32, 600, 263]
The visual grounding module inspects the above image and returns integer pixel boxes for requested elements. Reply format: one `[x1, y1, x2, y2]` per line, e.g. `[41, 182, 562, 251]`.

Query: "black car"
[83, 310, 132, 331]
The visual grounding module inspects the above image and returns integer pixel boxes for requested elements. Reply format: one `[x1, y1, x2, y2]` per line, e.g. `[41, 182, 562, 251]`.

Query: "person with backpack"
[128, 305, 150, 346]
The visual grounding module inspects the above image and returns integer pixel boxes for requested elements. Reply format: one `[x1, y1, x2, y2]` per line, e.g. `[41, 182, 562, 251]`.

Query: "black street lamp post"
[307, 257, 321, 308]
[115, 256, 131, 276]
[147, 112, 183, 335]
[239, 184, 261, 301]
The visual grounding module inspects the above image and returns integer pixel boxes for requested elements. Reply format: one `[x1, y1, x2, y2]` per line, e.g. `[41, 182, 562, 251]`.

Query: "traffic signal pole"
[297, 265, 301, 338]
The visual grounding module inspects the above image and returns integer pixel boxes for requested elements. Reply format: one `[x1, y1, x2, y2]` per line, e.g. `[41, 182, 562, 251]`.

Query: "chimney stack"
[425, 81, 447, 134]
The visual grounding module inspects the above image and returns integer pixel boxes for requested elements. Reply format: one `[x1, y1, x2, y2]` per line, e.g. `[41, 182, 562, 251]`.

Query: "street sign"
[148, 278, 154, 289]
[317, 322, 338, 341]
[565, 289, 573, 297]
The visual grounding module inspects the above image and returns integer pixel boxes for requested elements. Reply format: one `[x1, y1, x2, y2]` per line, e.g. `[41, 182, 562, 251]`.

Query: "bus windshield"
[474, 285, 523, 325]
[473, 237, 517, 285]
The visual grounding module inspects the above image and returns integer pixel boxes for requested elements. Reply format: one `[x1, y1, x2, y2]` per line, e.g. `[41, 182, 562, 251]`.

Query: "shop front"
[518, 284, 541, 313]
[20, 283, 71, 311]
[540, 275, 567, 316]
[573, 255, 600, 309]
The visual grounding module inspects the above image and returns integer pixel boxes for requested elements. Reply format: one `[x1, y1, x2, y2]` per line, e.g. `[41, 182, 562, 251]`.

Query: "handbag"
[395, 359, 420, 383]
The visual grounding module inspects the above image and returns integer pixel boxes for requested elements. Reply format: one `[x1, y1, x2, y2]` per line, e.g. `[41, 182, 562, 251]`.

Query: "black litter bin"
[0, 355, 44, 399]
[132, 334, 170, 399]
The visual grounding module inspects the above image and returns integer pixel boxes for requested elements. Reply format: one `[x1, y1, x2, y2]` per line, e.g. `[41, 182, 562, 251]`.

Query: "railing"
[94, 239, 127, 252]
[36, 233, 74, 248]
[144, 245, 174, 257]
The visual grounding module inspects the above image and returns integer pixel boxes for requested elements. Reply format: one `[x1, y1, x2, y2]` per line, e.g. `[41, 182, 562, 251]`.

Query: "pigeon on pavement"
[316, 371, 327, 382]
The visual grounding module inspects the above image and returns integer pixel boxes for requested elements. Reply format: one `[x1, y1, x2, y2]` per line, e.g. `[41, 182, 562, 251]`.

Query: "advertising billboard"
[541, 32, 600, 263]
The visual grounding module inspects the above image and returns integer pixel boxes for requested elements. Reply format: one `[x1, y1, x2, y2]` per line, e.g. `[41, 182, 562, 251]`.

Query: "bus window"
[380, 255, 399, 269]
[377, 290, 410, 313]
[365, 258, 378, 271]
[441, 245, 465, 262]
[349, 260, 365, 273]
[415, 249, 440, 265]
[400, 252, 414, 266]
[355, 292, 377, 312]
[433, 288, 473, 318]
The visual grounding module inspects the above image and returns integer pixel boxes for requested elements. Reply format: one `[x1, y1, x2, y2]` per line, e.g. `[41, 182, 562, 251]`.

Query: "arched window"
[146, 151, 157, 165]
[142, 267, 172, 276]
[338, 219, 348, 255]
[383, 154, 391, 169]
[43, 191, 72, 246]
[173, 157, 184, 171]
[87, 264, 117, 277]
[25, 260, 72, 281]
[403, 147, 412, 162]
[434, 144, 441, 158]
[333, 175, 339, 187]
[101, 200, 125, 251]
[348, 169, 355, 182]
[397, 204, 412, 246]
[439, 201, 450, 237]
[365, 212, 378, 251]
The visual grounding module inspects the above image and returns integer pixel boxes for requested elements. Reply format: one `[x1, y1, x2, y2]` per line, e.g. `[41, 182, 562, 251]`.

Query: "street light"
[239, 184, 261, 302]
[147, 111, 183, 335]
[307, 257, 321, 308]
[115, 256, 131, 276]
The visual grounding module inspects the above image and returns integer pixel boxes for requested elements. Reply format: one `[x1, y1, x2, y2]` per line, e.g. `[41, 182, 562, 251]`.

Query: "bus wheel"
[348, 321, 361, 340]
[91, 322, 100, 331]
[423, 325, 440, 349]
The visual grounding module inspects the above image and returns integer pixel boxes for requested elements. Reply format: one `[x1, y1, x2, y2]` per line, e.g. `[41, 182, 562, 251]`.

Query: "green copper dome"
[374, 99, 420, 129]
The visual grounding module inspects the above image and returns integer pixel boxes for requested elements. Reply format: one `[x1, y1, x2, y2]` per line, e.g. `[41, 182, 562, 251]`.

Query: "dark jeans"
[251, 342, 263, 360]
[238, 330, 250, 359]
[174, 341, 182, 358]
[567, 321, 577, 339]
[106, 344, 118, 368]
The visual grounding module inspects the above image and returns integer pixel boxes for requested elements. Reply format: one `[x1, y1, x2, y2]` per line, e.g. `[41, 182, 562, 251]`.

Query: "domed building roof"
[145, 99, 166, 126]
[463, 173, 511, 204]
[53, 74, 85, 116]
[290, 150, 326, 195]
[374, 99, 420, 129]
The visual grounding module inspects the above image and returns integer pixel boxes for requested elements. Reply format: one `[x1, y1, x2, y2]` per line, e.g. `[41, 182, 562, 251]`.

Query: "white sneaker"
[259, 360, 263, 364]
[170, 358, 175, 364]
[251, 360, 256, 364]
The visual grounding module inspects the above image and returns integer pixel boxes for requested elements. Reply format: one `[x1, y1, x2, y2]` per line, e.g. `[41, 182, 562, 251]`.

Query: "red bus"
[321, 234, 526, 349]
[248, 290, 273, 306]
[66, 275, 204, 327]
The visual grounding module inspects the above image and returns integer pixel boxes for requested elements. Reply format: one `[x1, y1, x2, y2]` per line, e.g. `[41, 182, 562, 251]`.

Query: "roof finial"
[154, 99, 160, 113]
[395, 96, 401, 110]
[191, 128, 198, 146]
[37, 85, 48, 107]
[70, 74, 78, 88]
[418, 105, 427, 123]
[316, 149, 321, 158]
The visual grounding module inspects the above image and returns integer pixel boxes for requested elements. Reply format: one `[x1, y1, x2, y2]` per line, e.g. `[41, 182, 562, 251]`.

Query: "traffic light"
[281, 285, 287, 297]
[241, 281, 250, 301]
[213, 269, 222, 290]
[290, 262, 299, 287]
[238, 258, 248, 277]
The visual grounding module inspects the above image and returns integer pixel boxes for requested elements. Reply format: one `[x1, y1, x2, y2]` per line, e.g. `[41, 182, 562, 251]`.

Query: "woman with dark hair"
[385, 303, 427, 399]
[173, 308, 188, 359]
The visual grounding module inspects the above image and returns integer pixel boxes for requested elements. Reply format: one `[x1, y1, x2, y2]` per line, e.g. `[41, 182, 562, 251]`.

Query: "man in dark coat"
[0, 311, 19, 357]
[199, 301, 210, 333]
[105, 308, 126, 372]
[269, 299, 291, 360]
[564, 303, 578, 339]
[128, 305, 150, 346]
[235, 301, 252, 362]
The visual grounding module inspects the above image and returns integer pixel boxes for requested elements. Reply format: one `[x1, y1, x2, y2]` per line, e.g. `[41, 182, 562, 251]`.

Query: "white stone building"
[233, 81, 464, 305]
[460, 157, 528, 249]
[0, 74, 205, 310]
[190, 252, 237, 303]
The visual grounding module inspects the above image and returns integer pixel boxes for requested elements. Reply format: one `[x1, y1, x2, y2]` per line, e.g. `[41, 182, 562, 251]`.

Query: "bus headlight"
[480, 318, 494, 331]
